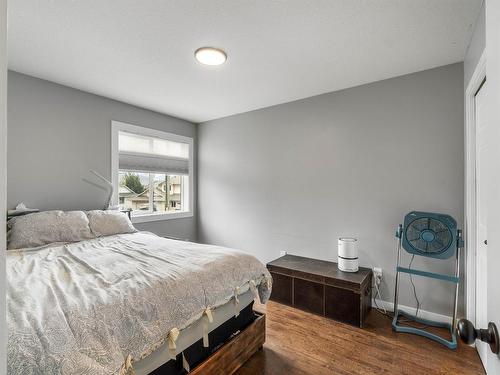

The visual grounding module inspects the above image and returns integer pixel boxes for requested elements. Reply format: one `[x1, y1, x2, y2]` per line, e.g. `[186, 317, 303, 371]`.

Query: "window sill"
[131, 211, 193, 224]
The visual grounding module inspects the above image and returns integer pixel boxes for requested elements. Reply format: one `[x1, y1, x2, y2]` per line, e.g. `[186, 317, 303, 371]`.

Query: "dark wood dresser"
[266, 254, 372, 327]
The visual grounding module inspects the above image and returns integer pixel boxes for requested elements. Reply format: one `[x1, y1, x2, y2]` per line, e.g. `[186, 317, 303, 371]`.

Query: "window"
[112, 121, 193, 223]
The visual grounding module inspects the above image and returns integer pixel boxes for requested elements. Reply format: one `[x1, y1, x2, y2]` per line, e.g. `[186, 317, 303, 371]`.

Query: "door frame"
[465, 49, 487, 325]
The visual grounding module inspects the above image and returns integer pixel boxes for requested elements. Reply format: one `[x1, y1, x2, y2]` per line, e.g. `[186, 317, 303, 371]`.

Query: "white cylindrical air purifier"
[338, 237, 358, 272]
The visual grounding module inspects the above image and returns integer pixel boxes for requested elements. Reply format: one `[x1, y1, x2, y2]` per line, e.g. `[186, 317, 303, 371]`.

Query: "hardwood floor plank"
[235, 302, 485, 375]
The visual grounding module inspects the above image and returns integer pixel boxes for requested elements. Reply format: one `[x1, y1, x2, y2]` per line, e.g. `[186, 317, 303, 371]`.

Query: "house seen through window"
[112, 121, 193, 221]
[118, 172, 184, 213]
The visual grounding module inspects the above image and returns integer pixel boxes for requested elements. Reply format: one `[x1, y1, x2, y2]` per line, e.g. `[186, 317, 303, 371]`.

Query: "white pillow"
[7, 210, 94, 250]
[86, 210, 136, 237]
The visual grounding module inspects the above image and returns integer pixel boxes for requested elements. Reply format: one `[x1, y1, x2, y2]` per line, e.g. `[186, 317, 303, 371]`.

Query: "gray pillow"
[86, 210, 137, 237]
[7, 210, 95, 250]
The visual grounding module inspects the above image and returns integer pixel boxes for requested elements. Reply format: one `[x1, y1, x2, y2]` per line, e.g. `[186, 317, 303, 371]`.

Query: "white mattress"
[134, 290, 255, 375]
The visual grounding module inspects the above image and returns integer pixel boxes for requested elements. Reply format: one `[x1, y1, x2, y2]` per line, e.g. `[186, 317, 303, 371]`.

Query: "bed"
[7, 227, 272, 375]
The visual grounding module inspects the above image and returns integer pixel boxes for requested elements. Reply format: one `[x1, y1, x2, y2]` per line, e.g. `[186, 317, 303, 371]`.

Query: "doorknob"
[457, 319, 499, 354]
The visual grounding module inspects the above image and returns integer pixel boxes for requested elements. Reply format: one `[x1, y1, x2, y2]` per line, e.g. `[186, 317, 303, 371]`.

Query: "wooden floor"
[235, 302, 485, 375]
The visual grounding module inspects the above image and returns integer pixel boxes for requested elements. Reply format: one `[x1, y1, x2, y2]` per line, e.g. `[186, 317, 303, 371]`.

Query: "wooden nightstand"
[266, 254, 372, 327]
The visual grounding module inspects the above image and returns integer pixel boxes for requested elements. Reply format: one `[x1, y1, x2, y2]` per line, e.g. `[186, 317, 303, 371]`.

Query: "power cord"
[371, 263, 428, 330]
[395, 254, 428, 330]
[373, 277, 387, 315]
[408, 255, 420, 318]
[373, 271, 394, 319]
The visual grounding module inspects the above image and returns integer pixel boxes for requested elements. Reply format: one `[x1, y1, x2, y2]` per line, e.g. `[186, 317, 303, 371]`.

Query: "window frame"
[111, 120, 194, 223]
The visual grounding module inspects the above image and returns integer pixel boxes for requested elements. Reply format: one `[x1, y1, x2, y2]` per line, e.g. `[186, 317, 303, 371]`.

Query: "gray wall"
[198, 63, 464, 316]
[7, 71, 197, 240]
[464, 1, 485, 86]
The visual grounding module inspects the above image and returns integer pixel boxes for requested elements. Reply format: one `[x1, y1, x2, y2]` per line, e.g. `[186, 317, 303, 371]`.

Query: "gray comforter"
[7, 232, 272, 374]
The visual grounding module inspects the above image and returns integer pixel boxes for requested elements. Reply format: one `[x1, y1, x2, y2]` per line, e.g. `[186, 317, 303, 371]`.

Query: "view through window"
[118, 172, 185, 214]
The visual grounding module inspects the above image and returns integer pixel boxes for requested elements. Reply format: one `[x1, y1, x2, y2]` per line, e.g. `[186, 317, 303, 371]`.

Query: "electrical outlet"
[373, 267, 383, 285]
[280, 250, 288, 257]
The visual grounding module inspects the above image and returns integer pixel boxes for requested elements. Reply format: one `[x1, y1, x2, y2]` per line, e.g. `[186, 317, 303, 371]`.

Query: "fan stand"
[392, 225, 462, 350]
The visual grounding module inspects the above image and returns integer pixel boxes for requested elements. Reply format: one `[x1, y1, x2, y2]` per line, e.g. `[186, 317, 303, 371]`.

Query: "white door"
[474, 81, 489, 368]
[485, 1, 500, 373]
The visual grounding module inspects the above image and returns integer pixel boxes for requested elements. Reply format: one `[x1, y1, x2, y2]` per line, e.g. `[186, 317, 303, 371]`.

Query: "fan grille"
[405, 217, 452, 255]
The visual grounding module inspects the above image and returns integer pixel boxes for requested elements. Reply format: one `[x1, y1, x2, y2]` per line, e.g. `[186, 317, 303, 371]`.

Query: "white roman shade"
[118, 131, 190, 175]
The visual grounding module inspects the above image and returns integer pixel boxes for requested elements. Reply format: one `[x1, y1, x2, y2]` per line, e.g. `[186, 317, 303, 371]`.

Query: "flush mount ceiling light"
[195, 47, 227, 66]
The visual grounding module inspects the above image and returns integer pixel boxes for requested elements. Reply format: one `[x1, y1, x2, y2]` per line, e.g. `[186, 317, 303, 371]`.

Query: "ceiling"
[8, 0, 482, 123]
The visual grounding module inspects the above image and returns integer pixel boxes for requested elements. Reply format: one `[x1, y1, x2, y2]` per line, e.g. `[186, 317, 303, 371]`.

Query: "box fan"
[393, 211, 463, 349]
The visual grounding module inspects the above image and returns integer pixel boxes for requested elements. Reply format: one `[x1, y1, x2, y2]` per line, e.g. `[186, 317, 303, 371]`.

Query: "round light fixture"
[195, 47, 227, 66]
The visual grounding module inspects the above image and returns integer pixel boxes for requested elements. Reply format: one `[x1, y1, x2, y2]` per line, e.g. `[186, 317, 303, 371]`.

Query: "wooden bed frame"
[190, 312, 265, 375]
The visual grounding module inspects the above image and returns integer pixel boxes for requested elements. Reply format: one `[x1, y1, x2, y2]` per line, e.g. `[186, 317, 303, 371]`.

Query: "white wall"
[198, 63, 464, 316]
[7, 71, 197, 240]
[0, 0, 7, 372]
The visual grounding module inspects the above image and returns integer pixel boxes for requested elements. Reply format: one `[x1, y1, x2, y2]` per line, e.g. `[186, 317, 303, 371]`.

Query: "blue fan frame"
[402, 211, 458, 259]
[392, 211, 463, 349]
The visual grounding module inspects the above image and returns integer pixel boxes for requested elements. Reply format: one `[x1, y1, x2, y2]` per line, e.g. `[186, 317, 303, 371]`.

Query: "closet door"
[485, 2, 500, 373]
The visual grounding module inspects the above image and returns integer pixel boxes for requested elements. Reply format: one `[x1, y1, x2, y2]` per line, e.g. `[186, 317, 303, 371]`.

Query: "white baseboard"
[374, 298, 452, 324]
